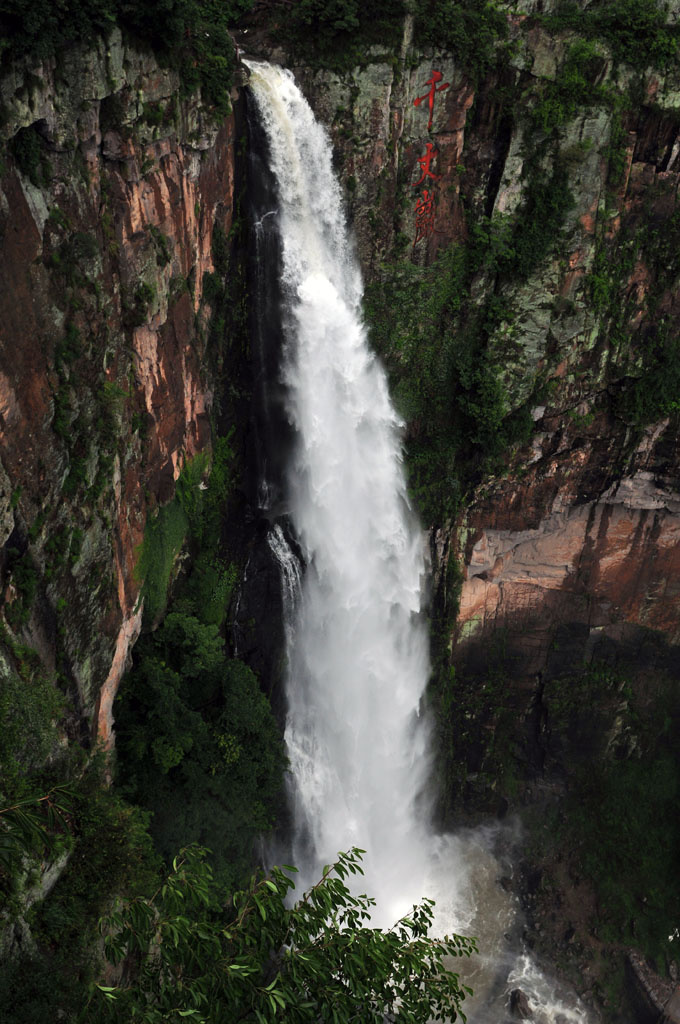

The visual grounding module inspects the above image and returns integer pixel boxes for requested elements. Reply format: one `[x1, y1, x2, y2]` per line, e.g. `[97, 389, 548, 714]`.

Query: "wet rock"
[510, 988, 533, 1019]
[627, 950, 676, 1024]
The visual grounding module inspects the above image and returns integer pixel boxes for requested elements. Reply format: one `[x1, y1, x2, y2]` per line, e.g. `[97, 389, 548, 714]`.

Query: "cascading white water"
[247, 61, 432, 926]
[247, 60, 590, 1023]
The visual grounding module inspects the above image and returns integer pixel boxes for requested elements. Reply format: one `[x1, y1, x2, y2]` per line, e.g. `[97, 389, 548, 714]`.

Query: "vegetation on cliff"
[365, 149, 572, 523]
[359, 0, 680, 1002]
[280, 0, 679, 80]
[0, 830, 476, 1023]
[0, 0, 254, 113]
[116, 611, 286, 889]
[92, 847, 476, 1023]
[280, 0, 508, 74]
[542, 0, 680, 69]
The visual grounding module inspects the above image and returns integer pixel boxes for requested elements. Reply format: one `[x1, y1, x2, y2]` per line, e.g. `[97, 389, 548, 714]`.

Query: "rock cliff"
[1, 0, 680, 1016]
[239, 1, 680, 1008]
[248, 5, 680, 677]
[0, 30, 240, 747]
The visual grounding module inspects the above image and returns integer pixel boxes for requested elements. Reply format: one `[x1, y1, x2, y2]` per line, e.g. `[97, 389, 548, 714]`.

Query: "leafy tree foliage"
[0, 769, 159, 1021]
[0, 785, 73, 877]
[543, 0, 680, 70]
[282, 0, 405, 69]
[414, 0, 508, 80]
[116, 612, 286, 888]
[93, 846, 477, 1023]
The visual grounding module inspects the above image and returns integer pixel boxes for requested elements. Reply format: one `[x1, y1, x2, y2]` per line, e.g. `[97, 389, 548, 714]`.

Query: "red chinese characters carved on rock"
[413, 70, 450, 131]
[412, 70, 449, 246]
[414, 142, 441, 187]
[414, 190, 436, 246]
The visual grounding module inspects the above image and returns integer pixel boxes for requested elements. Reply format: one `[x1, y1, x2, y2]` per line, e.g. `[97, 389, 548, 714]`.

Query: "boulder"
[510, 988, 533, 1019]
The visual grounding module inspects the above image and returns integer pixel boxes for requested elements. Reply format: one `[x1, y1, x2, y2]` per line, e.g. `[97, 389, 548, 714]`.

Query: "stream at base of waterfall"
[245, 59, 589, 1024]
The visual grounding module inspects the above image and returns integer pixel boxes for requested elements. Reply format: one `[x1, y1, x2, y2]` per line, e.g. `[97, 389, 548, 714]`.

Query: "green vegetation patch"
[3, 547, 39, 630]
[414, 0, 509, 81]
[552, 663, 680, 971]
[136, 438, 234, 625]
[365, 152, 571, 524]
[542, 0, 680, 70]
[116, 612, 286, 888]
[135, 495, 189, 626]
[531, 39, 610, 134]
[281, 0, 405, 71]
[30, 763, 158, 944]
[0, 763, 159, 1022]
[0, 646, 64, 803]
[9, 124, 52, 187]
[92, 847, 476, 1024]
[124, 431, 284, 887]
[0, 0, 255, 115]
[0, 950, 86, 1024]
[585, 201, 680, 429]
[572, 751, 680, 967]
[617, 320, 680, 424]
[280, 0, 509, 77]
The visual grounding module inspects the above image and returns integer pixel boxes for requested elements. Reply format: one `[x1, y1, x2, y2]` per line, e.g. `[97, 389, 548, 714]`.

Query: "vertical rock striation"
[0, 31, 240, 744]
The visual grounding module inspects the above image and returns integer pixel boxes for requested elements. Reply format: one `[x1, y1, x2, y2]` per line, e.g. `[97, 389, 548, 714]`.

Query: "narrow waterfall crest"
[246, 59, 590, 1024]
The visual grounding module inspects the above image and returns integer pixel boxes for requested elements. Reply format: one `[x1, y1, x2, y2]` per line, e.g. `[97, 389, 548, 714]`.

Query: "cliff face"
[254, 9, 680, 675]
[249, 2, 680, 736]
[1, 2, 679, 1011]
[0, 30, 240, 747]
[4, 1, 677, 816]
[241, 4, 680, 1001]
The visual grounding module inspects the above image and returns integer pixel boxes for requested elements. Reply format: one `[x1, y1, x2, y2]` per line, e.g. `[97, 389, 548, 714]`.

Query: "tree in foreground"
[93, 846, 476, 1023]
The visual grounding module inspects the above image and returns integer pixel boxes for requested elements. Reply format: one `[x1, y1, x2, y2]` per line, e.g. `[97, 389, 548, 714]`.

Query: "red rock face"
[401, 71, 475, 259]
[0, 41, 240, 745]
[457, 403, 680, 664]
[460, 473, 680, 667]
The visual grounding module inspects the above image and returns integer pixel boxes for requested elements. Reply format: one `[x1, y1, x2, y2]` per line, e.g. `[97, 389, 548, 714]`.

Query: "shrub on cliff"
[414, 0, 508, 80]
[91, 846, 477, 1024]
[0, 0, 254, 113]
[282, 0, 406, 69]
[0, 638, 64, 803]
[115, 612, 286, 889]
[544, 0, 680, 71]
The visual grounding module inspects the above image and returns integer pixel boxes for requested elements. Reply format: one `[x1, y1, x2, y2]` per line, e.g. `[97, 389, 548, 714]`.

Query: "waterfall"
[246, 61, 432, 926]
[246, 60, 590, 1023]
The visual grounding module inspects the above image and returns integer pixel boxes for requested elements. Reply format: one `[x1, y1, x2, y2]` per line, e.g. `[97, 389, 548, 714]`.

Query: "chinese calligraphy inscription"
[411, 69, 449, 247]
[413, 70, 450, 132]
